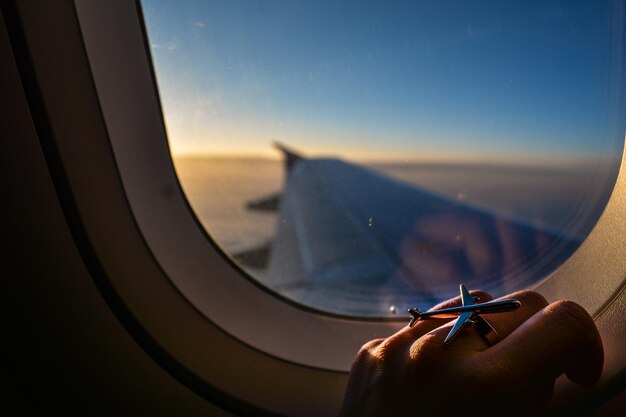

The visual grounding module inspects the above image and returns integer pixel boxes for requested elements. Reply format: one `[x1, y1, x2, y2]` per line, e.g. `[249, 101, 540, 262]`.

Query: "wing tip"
[273, 142, 304, 172]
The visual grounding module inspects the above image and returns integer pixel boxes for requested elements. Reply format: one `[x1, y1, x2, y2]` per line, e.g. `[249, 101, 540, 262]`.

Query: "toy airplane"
[408, 284, 521, 344]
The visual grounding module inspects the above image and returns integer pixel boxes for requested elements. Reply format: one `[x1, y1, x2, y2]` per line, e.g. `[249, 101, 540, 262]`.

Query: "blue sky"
[141, 0, 625, 162]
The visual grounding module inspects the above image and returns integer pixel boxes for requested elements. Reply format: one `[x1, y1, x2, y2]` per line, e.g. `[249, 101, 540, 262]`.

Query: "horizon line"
[170, 149, 620, 167]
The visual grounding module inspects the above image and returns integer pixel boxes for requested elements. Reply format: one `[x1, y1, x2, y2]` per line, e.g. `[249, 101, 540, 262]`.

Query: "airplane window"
[140, 0, 624, 317]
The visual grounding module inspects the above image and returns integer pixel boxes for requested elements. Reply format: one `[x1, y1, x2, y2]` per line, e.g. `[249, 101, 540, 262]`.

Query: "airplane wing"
[460, 284, 475, 306]
[444, 310, 474, 344]
[243, 146, 581, 315]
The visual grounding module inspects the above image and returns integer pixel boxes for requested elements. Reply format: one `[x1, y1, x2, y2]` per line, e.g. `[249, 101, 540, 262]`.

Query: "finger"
[343, 337, 387, 412]
[418, 290, 548, 352]
[480, 300, 603, 386]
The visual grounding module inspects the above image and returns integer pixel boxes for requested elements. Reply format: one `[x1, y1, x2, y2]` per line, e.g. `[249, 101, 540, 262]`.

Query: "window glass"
[141, 0, 624, 316]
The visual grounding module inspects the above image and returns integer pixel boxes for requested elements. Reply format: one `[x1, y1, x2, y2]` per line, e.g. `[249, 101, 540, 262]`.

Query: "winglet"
[273, 142, 304, 172]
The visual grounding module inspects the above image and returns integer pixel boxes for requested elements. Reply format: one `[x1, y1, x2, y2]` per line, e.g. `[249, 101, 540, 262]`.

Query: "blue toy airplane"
[408, 284, 521, 344]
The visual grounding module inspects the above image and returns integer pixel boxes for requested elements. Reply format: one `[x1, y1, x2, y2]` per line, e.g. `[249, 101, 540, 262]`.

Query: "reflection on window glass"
[141, 0, 625, 316]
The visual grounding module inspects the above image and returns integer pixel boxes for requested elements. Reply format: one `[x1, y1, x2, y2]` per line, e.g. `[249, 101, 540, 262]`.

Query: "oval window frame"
[74, 0, 626, 371]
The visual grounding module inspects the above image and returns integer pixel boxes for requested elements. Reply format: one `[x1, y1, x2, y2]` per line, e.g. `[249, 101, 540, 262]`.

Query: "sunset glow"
[143, 0, 624, 164]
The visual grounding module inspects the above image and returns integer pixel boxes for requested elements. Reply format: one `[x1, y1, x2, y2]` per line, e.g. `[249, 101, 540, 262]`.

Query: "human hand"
[340, 290, 603, 417]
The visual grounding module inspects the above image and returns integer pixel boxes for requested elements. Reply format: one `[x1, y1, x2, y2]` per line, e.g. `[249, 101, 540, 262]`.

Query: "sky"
[141, 0, 625, 162]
